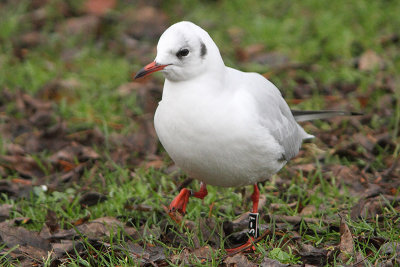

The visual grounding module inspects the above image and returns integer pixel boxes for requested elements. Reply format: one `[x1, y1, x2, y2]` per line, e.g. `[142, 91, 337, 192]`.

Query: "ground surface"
[0, 0, 399, 266]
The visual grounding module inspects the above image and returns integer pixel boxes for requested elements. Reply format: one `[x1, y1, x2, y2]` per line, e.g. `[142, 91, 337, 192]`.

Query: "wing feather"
[245, 73, 310, 161]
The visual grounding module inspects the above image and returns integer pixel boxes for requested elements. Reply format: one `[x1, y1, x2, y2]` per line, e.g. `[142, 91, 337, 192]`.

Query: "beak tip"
[133, 68, 146, 80]
[133, 61, 167, 80]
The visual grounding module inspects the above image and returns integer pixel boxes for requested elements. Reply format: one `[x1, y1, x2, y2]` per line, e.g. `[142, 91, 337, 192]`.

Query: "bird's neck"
[163, 65, 227, 102]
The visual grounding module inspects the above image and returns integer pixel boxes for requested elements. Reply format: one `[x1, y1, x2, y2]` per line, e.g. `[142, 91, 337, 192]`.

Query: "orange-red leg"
[226, 183, 260, 254]
[226, 237, 256, 255]
[251, 183, 260, 213]
[192, 182, 208, 199]
[169, 182, 208, 214]
[169, 188, 191, 214]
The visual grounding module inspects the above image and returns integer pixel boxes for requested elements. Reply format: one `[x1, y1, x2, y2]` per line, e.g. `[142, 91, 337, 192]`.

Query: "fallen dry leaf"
[380, 242, 400, 255]
[0, 204, 13, 222]
[338, 217, 354, 262]
[16, 245, 49, 262]
[0, 221, 51, 251]
[299, 204, 316, 216]
[358, 50, 384, 71]
[84, 0, 116, 16]
[78, 217, 123, 237]
[192, 246, 214, 261]
[45, 209, 59, 233]
[119, 241, 166, 264]
[224, 253, 255, 267]
[298, 243, 327, 265]
[0, 178, 33, 199]
[351, 195, 400, 219]
[223, 212, 251, 236]
[324, 164, 368, 195]
[51, 240, 76, 260]
[0, 154, 46, 179]
[49, 142, 100, 164]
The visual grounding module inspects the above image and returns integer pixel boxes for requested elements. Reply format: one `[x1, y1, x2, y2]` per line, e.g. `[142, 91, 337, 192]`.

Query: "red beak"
[133, 61, 168, 79]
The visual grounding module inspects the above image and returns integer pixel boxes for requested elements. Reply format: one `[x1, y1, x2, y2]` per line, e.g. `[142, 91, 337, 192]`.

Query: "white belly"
[154, 98, 286, 187]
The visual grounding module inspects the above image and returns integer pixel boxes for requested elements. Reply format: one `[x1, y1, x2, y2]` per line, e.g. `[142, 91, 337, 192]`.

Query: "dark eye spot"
[176, 48, 189, 58]
[200, 42, 207, 58]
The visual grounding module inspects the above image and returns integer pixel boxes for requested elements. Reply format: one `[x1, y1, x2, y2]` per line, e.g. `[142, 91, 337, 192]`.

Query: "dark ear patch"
[200, 42, 207, 58]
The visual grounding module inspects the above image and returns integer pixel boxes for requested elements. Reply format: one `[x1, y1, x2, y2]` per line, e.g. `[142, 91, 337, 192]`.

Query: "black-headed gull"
[134, 21, 357, 251]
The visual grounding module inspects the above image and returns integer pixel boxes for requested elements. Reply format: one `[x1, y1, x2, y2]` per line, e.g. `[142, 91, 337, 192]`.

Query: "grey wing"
[273, 101, 311, 160]
[249, 74, 311, 161]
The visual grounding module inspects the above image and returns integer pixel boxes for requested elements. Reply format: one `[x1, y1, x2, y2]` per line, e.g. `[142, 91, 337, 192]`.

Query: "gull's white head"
[134, 21, 224, 82]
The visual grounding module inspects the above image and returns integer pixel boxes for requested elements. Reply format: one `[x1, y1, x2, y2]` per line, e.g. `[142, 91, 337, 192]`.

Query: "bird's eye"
[176, 49, 189, 58]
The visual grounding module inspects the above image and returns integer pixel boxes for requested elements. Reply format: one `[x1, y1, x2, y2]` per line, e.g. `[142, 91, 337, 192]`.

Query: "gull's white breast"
[154, 75, 286, 187]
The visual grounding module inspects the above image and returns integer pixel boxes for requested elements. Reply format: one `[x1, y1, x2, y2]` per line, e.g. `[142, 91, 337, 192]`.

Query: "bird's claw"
[169, 188, 191, 215]
[169, 206, 183, 214]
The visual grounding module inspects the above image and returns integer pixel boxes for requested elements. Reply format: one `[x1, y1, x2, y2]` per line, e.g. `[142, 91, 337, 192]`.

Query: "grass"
[0, 0, 399, 265]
